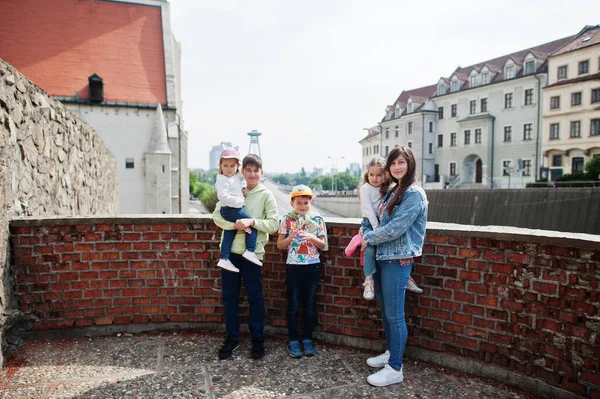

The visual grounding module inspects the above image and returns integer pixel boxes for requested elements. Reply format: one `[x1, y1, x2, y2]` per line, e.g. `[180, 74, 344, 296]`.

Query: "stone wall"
[9, 216, 600, 398]
[0, 57, 118, 365]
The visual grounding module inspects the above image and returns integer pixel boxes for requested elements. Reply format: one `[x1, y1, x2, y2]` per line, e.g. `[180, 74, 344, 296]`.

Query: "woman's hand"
[361, 238, 368, 251]
[234, 218, 254, 230]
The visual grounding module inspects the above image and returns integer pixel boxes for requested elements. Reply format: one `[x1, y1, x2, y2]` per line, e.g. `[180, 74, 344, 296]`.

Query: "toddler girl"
[215, 146, 262, 272]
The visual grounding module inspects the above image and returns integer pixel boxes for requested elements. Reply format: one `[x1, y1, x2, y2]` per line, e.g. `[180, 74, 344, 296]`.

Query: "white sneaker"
[367, 364, 404, 387]
[242, 250, 263, 266]
[366, 350, 390, 368]
[217, 259, 239, 273]
[406, 276, 423, 293]
[362, 276, 375, 300]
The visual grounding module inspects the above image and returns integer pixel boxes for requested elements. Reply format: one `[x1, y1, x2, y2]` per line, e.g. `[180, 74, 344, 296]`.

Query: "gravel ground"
[0, 331, 539, 399]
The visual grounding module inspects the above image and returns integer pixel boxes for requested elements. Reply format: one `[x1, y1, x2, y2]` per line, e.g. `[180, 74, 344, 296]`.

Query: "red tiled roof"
[551, 25, 600, 57]
[0, 0, 167, 104]
[393, 84, 438, 107]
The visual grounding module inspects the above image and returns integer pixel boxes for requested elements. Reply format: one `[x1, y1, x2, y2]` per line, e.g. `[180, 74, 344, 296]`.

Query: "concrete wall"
[313, 188, 600, 234]
[8, 216, 600, 398]
[0, 57, 118, 365]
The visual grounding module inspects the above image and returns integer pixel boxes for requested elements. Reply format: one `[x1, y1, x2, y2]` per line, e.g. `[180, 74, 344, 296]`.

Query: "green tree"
[189, 172, 199, 198]
[585, 156, 600, 179]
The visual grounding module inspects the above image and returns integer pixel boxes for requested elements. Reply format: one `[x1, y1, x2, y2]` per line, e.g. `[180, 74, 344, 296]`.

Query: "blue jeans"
[220, 253, 264, 340]
[220, 205, 257, 259]
[373, 260, 412, 371]
[286, 263, 320, 341]
[361, 217, 376, 277]
[363, 245, 376, 277]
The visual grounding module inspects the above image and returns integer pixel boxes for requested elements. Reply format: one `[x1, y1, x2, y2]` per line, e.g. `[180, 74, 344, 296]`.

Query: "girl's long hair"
[362, 157, 390, 198]
[385, 146, 417, 215]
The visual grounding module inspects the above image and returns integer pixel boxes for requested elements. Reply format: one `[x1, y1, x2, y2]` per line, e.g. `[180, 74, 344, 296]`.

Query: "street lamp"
[327, 156, 345, 192]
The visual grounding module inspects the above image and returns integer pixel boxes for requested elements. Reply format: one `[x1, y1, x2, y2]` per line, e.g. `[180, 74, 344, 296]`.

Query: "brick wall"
[9, 216, 600, 398]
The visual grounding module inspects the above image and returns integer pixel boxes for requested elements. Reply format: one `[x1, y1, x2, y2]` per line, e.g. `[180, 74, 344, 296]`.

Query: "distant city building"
[209, 142, 233, 170]
[1, 0, 189, 213]
[312, 168, 325, 177]
[542, 25, 600, 179]
[349, 162, 361, 177]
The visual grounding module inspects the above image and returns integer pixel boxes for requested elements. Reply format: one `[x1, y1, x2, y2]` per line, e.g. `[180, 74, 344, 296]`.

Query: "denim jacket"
[363, 185, 428, 261]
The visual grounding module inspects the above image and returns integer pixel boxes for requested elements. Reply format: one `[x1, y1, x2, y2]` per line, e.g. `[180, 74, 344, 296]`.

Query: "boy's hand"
[234, 218, 254, 230]
[298, 231, 317, 242]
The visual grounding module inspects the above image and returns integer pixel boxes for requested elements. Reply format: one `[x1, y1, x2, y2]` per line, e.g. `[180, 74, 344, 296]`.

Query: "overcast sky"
[169, 0, 598, 174]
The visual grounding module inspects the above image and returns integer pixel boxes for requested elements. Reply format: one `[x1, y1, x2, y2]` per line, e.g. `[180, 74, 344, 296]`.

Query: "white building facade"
[542, 25, 600, 178]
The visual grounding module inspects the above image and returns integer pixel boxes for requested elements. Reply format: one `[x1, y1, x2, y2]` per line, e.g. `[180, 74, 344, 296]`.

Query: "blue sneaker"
[302, 339, 315, 356]
[287, 340, 302, 358]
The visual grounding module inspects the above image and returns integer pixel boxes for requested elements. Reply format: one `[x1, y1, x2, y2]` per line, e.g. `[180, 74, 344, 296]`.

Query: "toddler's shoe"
[242, 250, 263, 266]
[406, 276, 423, 293]
[287, 340, 302, 358]
[217, 259, 239, 273]
[302, 339, 315, 356]
[344, 233, 363, 257]
[362, 276, 375, 300]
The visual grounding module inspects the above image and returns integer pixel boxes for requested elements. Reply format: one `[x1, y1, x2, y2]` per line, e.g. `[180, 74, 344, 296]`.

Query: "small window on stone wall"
[125, 158, 135, 169]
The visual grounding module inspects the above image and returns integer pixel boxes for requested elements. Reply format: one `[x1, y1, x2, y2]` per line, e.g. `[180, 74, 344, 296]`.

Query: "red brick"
[471, 237, 494, 247]
[459, 270, 480, 281]
[500, 299, 523, 312]
[94, 317, 113, 325]
[75, 319, 94, 327]
[443, 322, 464, 334]
[467, 283, 487, 294]
[483, 250, 504, 262]
[463, 304, 485, 316]
[426, 234, 447, 244]
[476, 296, 498, 307]
[508, 253, 530, 264]
[488, 263, 512, 274]
[444, 257, 466, 268]
[456, 337, 478, 349]
[533, 281, 559, 295]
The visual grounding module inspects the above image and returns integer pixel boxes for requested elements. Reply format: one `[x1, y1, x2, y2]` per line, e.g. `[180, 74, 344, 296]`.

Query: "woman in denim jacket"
[361, 146, 428, 387]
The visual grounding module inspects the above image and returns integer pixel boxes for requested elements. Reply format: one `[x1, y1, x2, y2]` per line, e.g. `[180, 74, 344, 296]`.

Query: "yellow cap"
[290, 184, 313, 199]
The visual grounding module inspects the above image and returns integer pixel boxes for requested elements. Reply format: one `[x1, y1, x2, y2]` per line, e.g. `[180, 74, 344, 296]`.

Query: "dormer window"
[395, 105, 401, 117]
[438, 82, 446, 95]
[470, 74, 478, 88]
[525, 60, 536, 75]
[88, 73, 104, 103]
[408, 102, 414, 113]
[481, 72, 489, 84]
[451, 79, 460, 92]
[505, 65, 515, 80]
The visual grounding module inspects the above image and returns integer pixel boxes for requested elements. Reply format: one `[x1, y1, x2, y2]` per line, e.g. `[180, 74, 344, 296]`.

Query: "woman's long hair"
[361, 157, 390, 198]
[385, 146, 417, 215]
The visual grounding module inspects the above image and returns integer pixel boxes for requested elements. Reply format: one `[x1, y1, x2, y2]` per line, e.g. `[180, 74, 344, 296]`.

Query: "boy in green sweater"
[212, 154, 280, 360]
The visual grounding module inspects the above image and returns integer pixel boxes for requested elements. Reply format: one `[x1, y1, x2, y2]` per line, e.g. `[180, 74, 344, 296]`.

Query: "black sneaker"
[218, 337, 240, 360]
[251, 338, 265, 360]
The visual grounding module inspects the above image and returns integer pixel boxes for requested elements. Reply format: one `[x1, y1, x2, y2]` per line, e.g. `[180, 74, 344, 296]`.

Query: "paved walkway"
[0, 331, 538, 399]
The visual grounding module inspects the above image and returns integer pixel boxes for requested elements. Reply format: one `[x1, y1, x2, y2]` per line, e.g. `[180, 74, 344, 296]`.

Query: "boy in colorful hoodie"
[277, 185, 327, 359]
